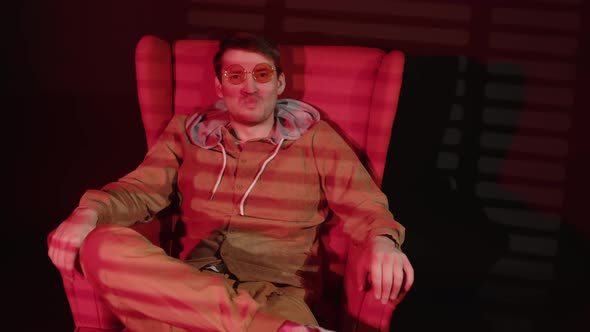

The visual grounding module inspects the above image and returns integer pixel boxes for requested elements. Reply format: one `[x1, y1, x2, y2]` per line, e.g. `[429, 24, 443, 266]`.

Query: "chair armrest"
[61, 269, 124, 331]
[341, 243, 402, 332]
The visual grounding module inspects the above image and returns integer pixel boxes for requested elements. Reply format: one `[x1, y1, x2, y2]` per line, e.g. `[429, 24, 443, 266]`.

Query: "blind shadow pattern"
[176, 1, 586, 331]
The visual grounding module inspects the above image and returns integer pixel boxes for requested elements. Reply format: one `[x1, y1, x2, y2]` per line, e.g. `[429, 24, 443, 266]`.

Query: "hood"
[185, 98, 321, 148]
[184, 98, 321, 215]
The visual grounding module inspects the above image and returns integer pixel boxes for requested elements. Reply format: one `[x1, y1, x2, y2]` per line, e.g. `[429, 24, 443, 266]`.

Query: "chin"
[234, 113, 262, 124]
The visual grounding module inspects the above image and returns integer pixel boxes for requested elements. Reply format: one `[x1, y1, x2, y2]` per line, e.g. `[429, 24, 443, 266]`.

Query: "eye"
[253, 63, 274, 82]
[255, 70, 270, 78]
[228, 72, 243, 80]
[225, 64, 246, 83]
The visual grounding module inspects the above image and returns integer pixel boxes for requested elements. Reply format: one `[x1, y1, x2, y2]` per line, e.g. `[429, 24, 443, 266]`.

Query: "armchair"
[59, 35, 406, 332]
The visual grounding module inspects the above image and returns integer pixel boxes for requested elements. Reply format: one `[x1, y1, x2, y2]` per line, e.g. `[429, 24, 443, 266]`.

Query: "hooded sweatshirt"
[78, 98, 405, 287]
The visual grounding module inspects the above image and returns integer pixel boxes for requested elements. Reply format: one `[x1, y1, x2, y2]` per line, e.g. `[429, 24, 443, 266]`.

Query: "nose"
[241, 74, 258, 94]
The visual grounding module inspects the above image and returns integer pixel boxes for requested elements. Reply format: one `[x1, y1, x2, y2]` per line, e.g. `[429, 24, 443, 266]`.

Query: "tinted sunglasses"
[223, 63, 276, 85]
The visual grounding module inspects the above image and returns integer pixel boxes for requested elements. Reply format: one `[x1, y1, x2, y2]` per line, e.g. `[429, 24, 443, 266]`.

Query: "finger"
[62, 236, 80, 275]
[380, 253, 393, 304]
[47, 228, 59, 257]
[389, 253, 403, 301]
[56, 232, 76, 273]
[371, 252, 383, 300]
[56, 230, 70, 271]
[48, 229, 65, 268]
[48, 229, 64, 269]
[402, 254, 415, 292]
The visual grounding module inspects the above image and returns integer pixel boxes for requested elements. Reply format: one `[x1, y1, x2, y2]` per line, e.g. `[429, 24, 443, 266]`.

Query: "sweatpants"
[79, 224, 318, 332]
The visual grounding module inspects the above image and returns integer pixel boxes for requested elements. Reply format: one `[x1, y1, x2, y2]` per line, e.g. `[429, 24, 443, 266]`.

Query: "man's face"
[215, 49, 286, 128]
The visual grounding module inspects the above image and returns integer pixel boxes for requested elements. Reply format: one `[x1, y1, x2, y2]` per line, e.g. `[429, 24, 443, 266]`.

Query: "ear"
[214, 76, 224, 98]
[277, 72, 286, 95]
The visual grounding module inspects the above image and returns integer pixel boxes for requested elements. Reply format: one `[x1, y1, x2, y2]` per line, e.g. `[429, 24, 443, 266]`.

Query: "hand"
[47, 208, 98, 277]
[356, 235, 414, 304]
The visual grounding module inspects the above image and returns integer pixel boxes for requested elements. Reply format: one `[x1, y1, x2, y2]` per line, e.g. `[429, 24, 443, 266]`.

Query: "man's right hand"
[47, 208, 98, 276]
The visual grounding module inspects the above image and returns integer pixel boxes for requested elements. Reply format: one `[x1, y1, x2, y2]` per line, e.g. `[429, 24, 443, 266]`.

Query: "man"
[48, 32, 414, 332]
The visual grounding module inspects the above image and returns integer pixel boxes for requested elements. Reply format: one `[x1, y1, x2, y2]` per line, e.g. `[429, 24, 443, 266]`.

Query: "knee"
[79, 224, 131, 280]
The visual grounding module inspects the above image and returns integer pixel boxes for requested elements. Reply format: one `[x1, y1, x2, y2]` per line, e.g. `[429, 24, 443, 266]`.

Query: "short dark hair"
[213, 32, 282, 81]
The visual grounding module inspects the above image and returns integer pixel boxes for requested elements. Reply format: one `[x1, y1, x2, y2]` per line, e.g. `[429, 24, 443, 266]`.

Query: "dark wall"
[8, 1, 185, 330]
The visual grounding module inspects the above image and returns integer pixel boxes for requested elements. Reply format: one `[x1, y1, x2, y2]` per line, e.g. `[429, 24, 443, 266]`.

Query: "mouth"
[241, 96, 259, 108]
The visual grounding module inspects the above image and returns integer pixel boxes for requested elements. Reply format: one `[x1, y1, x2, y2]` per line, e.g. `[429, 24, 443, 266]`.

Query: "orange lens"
[225, 64, 246, 84]
[252, 63, 274, 83]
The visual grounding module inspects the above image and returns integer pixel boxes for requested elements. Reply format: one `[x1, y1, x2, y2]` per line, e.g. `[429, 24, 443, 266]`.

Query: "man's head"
[213, 32, 283, 81]
[213, 32, 286, 132]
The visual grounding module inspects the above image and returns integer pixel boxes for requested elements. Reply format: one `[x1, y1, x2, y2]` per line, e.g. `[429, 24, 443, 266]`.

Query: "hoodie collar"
[185, 98, 321, 149]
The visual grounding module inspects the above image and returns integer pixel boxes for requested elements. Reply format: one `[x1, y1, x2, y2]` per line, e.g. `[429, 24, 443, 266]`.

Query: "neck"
[230, 117, 275, 142]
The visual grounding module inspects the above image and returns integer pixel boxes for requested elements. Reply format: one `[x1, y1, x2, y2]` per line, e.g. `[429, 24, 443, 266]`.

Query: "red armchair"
[58, 35, 406, 332]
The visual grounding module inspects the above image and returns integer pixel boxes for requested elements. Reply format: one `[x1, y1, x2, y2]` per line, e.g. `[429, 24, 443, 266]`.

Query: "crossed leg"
[79, 224, 317, 332]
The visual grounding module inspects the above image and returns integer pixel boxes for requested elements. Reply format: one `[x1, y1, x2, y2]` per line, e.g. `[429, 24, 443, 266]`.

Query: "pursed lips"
[241, 95, 259, 107]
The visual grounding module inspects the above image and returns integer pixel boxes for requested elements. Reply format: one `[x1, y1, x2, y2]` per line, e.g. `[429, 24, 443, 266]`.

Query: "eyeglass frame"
[222, 63, 277, 85]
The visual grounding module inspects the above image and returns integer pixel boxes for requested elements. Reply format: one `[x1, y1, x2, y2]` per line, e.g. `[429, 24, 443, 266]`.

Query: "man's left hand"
[356, 235, 414, 304]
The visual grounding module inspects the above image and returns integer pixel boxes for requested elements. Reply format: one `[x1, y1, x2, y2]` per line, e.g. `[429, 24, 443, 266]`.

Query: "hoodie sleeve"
[77, 115, 188, 226]
[312, 121, 405, 248]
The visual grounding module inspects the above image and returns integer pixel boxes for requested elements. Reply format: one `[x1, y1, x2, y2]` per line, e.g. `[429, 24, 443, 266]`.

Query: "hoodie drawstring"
[238, 138, 285, 216]
[210, 142, 227, 200]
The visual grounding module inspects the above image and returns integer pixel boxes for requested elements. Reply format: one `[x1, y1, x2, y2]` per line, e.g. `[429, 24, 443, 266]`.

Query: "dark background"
[7, 1, 588, 331]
